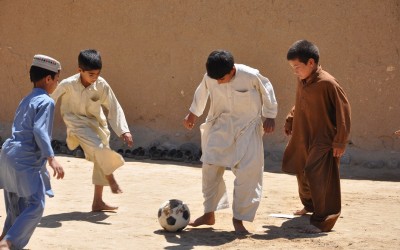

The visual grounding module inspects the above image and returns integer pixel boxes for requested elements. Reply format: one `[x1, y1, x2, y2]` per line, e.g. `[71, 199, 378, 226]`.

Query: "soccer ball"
[158, 199, 190, 232]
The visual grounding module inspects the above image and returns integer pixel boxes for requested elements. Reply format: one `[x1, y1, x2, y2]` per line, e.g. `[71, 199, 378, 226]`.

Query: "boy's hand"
[333, 147, 345, 158]
[263, 118, 275, 134]
[122, 132, 133, 147]
[183, 112, 197, 130]
[47, 157, 64, 179]
[394, 130, 400, 136]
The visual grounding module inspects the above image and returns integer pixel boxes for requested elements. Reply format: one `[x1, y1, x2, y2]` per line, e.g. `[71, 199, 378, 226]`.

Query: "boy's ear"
[45, 75, 52, 83]
[307, 58, 315, 67]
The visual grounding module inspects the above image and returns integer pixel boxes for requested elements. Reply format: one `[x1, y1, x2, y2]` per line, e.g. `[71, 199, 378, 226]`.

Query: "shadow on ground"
[38, 211, 114, 228]
[154, 227, 236, 250]
[251, 215, 328, 241]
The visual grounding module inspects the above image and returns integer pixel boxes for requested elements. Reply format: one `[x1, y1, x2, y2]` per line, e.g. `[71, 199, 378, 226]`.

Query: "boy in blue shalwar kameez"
[0, 55, 65, 250]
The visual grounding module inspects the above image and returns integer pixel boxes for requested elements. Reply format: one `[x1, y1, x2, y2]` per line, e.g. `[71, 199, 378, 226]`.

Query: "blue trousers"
[2, 189, 45, 249]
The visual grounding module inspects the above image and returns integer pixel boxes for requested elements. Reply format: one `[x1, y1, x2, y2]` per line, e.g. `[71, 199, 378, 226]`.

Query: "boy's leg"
[189, 164, 229, 227]
[304, 147, 341, 232]
[230, 129, 264, 234]
[295, 172, 314, 215]
[77, 138, 123, 211]
[91, 164, 118, 212]
[105, 174, 123, 194]
[92, 185, 118, 212]
[2, 190, 45, 249]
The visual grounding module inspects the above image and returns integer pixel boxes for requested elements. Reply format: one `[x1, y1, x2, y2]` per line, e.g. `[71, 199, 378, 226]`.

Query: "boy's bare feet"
[92, 201, 119, 212]
[188, 212, 215, 227]
[105, 174, 123, 194]
[300, 225, 323, 234]
[294, 207, 309, 215]
[232, 218, 250, 235]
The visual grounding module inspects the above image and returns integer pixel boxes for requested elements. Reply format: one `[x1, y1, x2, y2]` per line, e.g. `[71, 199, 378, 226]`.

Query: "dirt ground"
[0, 156, 399, 250]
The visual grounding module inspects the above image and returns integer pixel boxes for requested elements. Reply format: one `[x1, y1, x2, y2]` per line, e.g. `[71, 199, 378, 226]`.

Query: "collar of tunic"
[302, 65, 322, 86]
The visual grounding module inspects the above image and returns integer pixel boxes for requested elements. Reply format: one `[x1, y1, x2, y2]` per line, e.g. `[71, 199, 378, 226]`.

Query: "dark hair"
[287, 40, 319, 64]
[78, 49, 102, 71]
[29, 65, 57, 83]
[206, 50, 234, 79]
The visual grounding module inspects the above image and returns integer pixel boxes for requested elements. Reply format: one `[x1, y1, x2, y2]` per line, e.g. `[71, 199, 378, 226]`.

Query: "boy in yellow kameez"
[52, 49, 133, 211]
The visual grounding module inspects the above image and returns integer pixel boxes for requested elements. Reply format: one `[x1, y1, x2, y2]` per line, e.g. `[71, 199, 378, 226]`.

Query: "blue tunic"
[0, 88, 55, 197]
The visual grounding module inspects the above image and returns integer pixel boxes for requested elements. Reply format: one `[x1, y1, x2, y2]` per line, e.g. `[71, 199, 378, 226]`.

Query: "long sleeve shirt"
[282, 66, 351, 174]
[0, 88, 55, 197]
[189, 64, 278, 167]
[51, 74, 130, 149]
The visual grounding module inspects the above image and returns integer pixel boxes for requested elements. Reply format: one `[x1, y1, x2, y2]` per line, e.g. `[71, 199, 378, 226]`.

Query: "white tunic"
[189, 64, 278, 168]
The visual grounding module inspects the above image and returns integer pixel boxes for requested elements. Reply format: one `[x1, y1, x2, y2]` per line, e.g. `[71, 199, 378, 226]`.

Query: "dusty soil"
[1, 156, 399, 249]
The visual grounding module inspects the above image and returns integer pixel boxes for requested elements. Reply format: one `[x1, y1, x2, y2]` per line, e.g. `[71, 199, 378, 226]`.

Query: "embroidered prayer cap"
[32, 54, 61, 73]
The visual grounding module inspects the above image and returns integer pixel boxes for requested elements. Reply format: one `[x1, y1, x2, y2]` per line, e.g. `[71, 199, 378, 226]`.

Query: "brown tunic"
[282, 66, 351, 231]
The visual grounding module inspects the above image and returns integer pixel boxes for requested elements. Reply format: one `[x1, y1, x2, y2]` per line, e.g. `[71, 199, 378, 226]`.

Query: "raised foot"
[110, 183, 123, 194]
[188, 212, 215, 227]
[105, 174, 123, 194]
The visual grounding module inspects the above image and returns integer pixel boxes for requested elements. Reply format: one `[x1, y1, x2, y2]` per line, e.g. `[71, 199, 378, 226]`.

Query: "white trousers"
[202, 138, 264, 222]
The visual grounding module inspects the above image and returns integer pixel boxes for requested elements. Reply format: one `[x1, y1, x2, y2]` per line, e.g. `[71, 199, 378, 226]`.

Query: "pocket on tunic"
[232, 89, 260, 116]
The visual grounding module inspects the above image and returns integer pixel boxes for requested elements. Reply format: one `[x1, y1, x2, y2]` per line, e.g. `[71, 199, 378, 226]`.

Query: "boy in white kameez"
[183, 50, 278, 234]
[51, 49, 133, 212]
[0, 55, 65, 250]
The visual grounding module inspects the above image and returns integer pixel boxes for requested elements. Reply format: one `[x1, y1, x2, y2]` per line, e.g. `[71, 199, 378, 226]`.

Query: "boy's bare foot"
[92, 201, 119, 212]
[232, 218, 250, 235]
[294, 207, 309, 215]
[0, 239, 10, 250]
[300, 225, 323, 234]
[188, 212, 215, 227]
[105, 174, 123, 194]
[110, 183, 123, 194]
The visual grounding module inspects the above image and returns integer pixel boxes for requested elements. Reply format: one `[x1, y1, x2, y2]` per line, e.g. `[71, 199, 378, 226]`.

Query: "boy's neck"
[80, 76, 92, 88]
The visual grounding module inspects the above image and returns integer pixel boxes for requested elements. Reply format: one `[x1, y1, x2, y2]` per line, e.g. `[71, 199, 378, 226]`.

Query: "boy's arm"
[50, 80, 67, 103]
[188, 75, 209, 118]
[256, 74, 278, 119]
[330, 84, 351, 157]
[183, 75, 209, 130]
[256, 74, 278, 134]
[285, 106, 295, 136]
[33, 101, 55, 158]
[100, 84, 131, 138]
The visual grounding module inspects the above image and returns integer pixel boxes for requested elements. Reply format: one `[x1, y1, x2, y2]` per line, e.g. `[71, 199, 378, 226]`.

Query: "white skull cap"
[32, 54, 61, 73]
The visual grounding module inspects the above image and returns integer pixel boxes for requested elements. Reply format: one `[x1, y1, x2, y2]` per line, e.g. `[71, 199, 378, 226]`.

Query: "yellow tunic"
[52, 74, 130, 185]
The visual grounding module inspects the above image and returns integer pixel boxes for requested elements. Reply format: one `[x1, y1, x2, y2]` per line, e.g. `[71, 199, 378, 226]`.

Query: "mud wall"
[1, 0, 399, 163]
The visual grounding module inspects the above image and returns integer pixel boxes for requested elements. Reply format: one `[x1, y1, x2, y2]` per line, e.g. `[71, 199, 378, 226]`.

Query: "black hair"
[206, 50, 235, 79]
[78, 49, 102, 71]
[287, 40, 320, 64]
[29, 65, 57, 83]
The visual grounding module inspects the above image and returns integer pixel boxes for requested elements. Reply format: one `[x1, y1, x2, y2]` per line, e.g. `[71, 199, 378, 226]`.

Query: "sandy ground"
[1, 156, 399, 250]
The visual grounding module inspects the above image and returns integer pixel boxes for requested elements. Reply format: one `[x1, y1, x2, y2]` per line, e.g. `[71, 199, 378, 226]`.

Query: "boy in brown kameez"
[282, 40, 351, 233]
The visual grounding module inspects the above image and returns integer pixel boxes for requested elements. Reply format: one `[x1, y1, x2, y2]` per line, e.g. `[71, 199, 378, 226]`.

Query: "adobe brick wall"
[1, 0, 399, 165]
